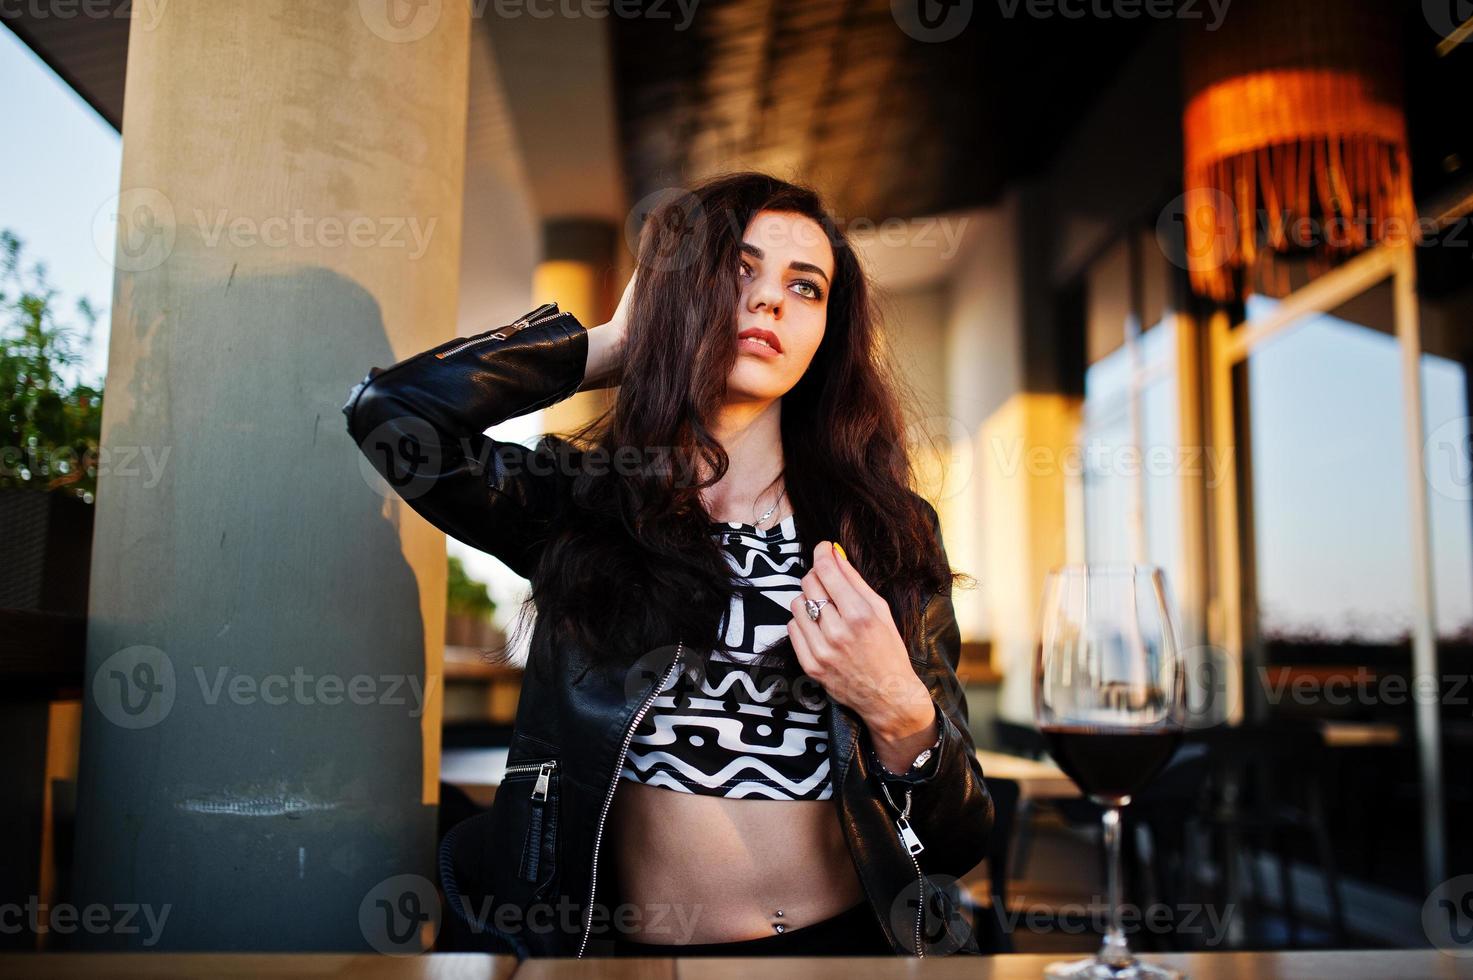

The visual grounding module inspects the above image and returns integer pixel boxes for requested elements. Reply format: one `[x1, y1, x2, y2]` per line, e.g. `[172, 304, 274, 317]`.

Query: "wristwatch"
[869, 702, 944, 782]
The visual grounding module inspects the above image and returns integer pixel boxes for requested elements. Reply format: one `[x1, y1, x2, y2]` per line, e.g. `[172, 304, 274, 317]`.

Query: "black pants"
[610, 900, 896, 957]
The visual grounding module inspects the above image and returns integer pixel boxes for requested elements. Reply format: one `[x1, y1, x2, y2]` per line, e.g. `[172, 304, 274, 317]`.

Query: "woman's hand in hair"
[608, 266, 637, 339]
[578, 268, 636, 392]
[787, 542, 939, 774]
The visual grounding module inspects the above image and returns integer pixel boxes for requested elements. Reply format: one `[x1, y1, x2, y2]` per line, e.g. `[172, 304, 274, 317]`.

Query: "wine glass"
[1034, 564, 1187, 980]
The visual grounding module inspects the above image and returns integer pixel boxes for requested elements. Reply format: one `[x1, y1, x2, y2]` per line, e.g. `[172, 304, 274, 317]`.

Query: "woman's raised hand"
[608, 266, 638, 343]
[579, 267, 637, 392]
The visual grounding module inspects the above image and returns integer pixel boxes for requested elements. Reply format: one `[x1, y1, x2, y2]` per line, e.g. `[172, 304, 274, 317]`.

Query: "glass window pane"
[1237, 280, 1415, 660]
[1082, 342, 1133, 566]
[1084, 339, 1131, 412]
[1141, 370, 1182, 601]
[1139, 316, 1172, 367]
[1083, 404, 1134, 566]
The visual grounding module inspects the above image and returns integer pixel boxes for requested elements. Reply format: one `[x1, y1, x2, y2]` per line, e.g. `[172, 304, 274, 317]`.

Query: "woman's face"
[726, 209, 835, 403]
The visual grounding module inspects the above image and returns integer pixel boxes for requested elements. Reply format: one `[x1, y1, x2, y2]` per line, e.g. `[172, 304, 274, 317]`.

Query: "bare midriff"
[608, 781, 865, 944]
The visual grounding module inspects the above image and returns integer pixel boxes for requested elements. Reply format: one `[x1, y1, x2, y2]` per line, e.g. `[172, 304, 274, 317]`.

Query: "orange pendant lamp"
[1181, 0, 1417, 302]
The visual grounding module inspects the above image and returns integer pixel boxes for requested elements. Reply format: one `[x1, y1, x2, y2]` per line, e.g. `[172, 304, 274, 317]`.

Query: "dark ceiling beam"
[2, 4, 129, 132]
[612, 0, 1154, 221]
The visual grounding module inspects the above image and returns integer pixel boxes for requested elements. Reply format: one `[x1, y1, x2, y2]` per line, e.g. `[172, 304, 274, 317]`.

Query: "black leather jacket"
[342, 302, 995, 958]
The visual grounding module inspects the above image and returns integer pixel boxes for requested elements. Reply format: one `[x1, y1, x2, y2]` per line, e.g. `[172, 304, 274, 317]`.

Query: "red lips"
[737, 327, 783, 354]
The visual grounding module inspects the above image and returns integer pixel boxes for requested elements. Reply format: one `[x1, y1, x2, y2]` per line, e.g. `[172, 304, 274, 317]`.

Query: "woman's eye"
[791, 280, 821, 300]
[739, 261, 753, 278]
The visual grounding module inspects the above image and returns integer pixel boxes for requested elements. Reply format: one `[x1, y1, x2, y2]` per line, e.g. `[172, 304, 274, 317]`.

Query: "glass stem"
[1099, 805, 1133, 968]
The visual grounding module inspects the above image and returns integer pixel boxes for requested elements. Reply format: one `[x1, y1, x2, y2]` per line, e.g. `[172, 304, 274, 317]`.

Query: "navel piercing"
[772, 909, 785, 933]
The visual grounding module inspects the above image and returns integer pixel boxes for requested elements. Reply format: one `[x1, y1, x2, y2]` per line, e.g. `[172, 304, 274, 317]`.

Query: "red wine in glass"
[1035, 564, 1189, 980]
[1040, 726, 1183, 805]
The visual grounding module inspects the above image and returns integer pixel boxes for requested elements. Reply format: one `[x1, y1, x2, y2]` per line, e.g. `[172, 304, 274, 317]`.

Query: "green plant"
[447, 555, 497, 621]
[0, 229, 104, 499]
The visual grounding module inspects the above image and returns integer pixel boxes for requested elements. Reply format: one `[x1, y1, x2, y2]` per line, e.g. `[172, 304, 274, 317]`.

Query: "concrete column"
[536, 218, 619, 434]
[71, 2, 470, 951]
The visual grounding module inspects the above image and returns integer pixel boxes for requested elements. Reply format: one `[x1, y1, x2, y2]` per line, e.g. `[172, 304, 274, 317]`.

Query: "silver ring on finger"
[804, 597, 830, 623]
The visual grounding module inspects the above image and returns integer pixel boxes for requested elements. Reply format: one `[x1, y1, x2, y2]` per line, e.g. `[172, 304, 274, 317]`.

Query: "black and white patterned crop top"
[618, 512, 835, 801]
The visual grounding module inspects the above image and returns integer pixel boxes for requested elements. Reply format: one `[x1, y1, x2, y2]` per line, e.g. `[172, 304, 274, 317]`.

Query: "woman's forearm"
[576, 318, 627, 392]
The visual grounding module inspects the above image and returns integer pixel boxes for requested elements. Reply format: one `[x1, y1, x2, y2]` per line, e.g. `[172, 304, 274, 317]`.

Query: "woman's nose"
[747, 276, 784, 316]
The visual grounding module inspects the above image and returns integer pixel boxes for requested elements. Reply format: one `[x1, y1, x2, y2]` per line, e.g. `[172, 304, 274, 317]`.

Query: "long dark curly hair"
[508, 171, 967, 679]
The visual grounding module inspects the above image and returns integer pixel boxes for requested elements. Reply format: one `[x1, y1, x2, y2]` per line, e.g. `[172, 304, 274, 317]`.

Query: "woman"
[343, 172, 994, 958]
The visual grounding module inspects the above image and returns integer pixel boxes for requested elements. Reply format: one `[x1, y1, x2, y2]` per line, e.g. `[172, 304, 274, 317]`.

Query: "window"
[1208, 243, 1458, 894]
[1233, 283, 1417, 669]
[1078, 230, 1189, 616]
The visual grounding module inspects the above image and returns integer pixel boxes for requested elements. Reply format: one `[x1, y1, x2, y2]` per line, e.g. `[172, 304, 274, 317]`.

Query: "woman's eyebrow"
[740, 242, 831, 284]
[789, 260, 830, 285]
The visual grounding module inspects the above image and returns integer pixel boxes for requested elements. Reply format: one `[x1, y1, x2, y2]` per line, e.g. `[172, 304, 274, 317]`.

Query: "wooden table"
[2, 950, 1467, 978]
[0, 953, 518, 978]
[518, 951, 1471, 978]
[976, 750, 1078, 800]
[442, 748, 1080, 807]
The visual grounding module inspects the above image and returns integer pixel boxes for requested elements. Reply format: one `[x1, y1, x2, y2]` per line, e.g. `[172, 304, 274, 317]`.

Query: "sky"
[1244, 300, 1473, 643]
[1, 24, 120, 389]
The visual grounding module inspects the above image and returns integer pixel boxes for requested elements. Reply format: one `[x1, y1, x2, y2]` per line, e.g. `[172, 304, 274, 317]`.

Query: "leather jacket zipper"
[435, 302, 561, 359]
[503, 759, 557, 792]
[575, 639, 685, 958]
[880, 781, 926, 956]
[507, 761, 557, 884]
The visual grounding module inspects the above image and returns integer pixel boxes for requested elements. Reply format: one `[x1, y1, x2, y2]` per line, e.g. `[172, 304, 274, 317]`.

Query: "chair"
[1185, 720, 1348, 947]
[970, 776, 1021, 953]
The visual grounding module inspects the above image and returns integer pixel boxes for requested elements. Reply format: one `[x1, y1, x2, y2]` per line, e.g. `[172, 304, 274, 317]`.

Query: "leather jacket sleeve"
[866, 500, 995, 878]
[341, 303, 590, 578]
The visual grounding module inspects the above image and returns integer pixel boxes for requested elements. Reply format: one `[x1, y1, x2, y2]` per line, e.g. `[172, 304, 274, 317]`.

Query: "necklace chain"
[753, 485, 787, 528]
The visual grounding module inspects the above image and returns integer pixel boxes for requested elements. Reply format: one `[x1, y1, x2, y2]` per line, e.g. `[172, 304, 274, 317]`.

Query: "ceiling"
[6, 1, 1148, 227]
[610, 0, 1150, 221]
